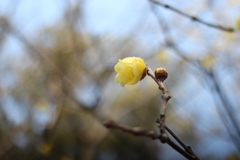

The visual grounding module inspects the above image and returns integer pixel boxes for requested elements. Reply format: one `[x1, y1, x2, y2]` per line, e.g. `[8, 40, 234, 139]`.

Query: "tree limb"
[104, 120, 199, 160]
[149, 0, 235, 32]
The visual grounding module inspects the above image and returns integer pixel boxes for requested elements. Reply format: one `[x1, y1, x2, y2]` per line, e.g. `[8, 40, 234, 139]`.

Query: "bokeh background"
[0, 0, 240, 159]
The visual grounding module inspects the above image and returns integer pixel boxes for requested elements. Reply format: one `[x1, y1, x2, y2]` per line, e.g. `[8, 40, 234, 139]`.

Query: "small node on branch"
[192, 16, 197, 21]
[164, 5, 169, 8]
[133, 127, 144, 135]
[159, 132, 168, 143]
[163, 94, 171, 101]
[103, 120, 116, 128]
[148, 131, 158, 139]
[155, 68, 168, 81]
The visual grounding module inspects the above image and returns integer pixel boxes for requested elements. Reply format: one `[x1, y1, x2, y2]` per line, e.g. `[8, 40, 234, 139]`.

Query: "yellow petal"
[115, 74, 132, 83]
[126, 76, 139, 85]
[121, 57, 136, 64]
[114, 57, 146, 87]
[133, 61, 146, 78]
[114, 61, 125, 73]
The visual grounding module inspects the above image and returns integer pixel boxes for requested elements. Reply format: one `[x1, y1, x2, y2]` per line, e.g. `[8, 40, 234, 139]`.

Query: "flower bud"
[154, 68, 168, 81]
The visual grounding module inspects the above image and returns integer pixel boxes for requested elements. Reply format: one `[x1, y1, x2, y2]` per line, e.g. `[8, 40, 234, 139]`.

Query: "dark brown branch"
[167, 138, 197, 160]
[104, 120, 159, 139]
[147, 68, 199, 159]
[165, 125, 197, 156]
[149, 0, 235, 32]
[104, 120, 199, 160]
[147, 68, 171, 133]
[149, 1, 240, 153]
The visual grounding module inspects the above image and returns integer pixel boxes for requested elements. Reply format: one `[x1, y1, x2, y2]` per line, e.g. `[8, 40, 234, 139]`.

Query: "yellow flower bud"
[114, 57, 147, 87]
[155, 68, 168, 81]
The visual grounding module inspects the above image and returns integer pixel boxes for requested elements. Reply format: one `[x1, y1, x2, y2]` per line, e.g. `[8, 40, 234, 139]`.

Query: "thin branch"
[147, 68, 199, 159]
[206, 71, 240, 152]
[105, 67, 200, 159]
[209, 72, 240, 136]
[104, 120, 159, 139]
[149, 3, 201, 71]
[164, 125, 197, 156]
[149, 0, 235, 32]
[149, 1, 240, 153]
[146, 68, 171, 134]
[211, 94, 240, 153]
[104, 120, 199, 160]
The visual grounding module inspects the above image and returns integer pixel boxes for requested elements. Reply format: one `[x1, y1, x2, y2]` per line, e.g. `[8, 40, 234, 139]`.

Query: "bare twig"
[147, 67, 199, 159]
[104, 120, 199, 160]
[164, 125, 197, 156]
[146, 68, 171, 133]
[104, 120, 159, 139]
[149, 1, 240, 153]
[149, 0, 235, 32]
[105, 67, 200, 159]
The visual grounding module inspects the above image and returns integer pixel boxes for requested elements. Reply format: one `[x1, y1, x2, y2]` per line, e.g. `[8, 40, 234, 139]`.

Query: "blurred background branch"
[149, 0, 236, 32]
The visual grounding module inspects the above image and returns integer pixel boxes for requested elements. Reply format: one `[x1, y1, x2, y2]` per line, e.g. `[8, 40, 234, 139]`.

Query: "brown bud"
[154, 68, 168, 81]
[140, 68, 147, 81]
